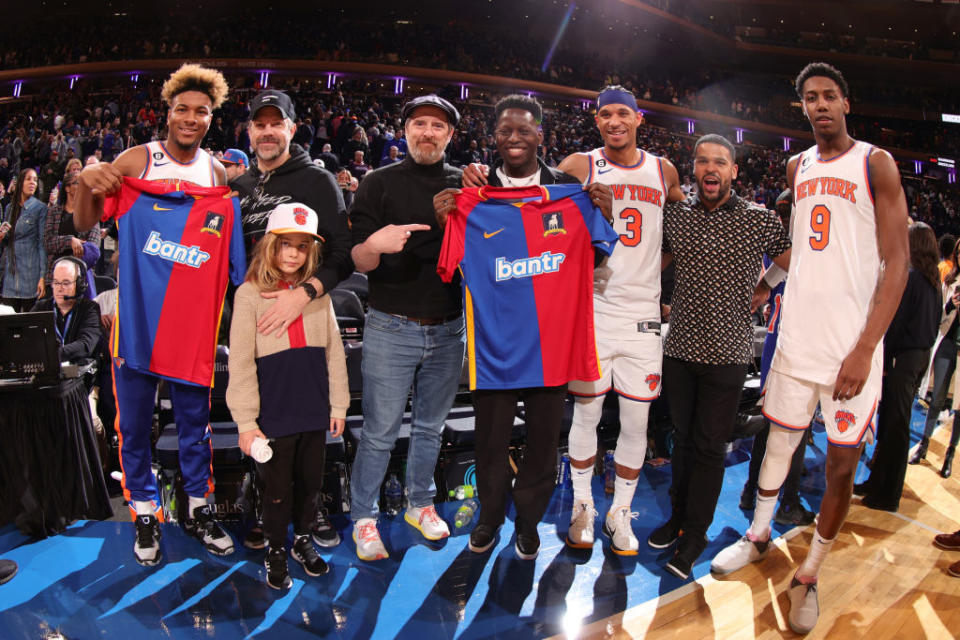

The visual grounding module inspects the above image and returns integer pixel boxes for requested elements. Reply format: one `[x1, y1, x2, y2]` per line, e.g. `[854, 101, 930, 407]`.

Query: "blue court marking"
[0, 405, 932, 639]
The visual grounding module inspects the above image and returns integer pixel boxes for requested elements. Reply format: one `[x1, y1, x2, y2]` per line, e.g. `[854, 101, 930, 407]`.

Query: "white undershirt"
[496, 166, 541, 187]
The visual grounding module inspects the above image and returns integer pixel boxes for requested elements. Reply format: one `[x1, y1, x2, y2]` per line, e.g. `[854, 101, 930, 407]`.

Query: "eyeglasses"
[51, 280, 77, 288]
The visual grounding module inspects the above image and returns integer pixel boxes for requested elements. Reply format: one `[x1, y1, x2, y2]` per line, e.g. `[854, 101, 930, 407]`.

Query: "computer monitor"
[0, 311, 60, 384]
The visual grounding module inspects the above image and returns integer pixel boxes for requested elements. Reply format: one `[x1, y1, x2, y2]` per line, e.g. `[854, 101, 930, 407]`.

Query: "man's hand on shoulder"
[462, 163, 489, 188]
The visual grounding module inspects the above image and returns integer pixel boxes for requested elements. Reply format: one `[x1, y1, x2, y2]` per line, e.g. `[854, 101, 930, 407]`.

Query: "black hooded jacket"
[231, 143, 353, 294]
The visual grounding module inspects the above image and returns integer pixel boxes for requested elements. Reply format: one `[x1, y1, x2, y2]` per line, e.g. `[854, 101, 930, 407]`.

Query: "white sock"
[612, 475, 638, 511]
[749, 493, 778, 540]
[571, 465, 594, 503]
[797, 529, 835, 581]
[188, 496, 207, 515]
[133, 500, 155, 516]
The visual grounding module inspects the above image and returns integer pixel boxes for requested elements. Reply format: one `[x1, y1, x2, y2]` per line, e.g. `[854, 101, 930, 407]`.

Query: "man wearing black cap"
[232, 89, 352, 335]
[348, 94, 465, 561]
[738, 188, 815, 527]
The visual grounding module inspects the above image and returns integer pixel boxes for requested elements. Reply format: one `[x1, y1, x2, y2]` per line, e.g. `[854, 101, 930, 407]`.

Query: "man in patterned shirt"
[647, 134, 791, 579]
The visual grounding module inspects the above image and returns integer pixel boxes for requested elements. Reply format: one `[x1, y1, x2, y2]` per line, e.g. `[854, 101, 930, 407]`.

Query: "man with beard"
[231, 90, 352, 337]
[230, 90, 352, 551]
[710, 63, 909, 635]
[348, 95, 465, 561]
[433, 94, 613, 559]
[648, 134, 791, 580]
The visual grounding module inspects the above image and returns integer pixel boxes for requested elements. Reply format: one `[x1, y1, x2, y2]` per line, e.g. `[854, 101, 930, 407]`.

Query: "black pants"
[257, 429, 326, 548]
[864, 348, 930, 509]
[664, 357, 748, 538]
[473, 385, 566, 533]
[746, 419, 808, 505]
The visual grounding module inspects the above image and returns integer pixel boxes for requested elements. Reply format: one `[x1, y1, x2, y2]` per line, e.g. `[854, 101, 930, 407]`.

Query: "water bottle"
[383, 474, 403, 517]
[454, 498, 478, 529]
[557, 453, 571, 486]
[604, 450, 616, 495]
[448, 484, 476, 501]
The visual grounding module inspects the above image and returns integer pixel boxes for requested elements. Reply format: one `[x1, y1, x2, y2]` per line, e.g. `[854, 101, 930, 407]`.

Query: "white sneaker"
[787, 576, 819, 634]
[134, 514, 162, 566]
[602, 506, 639, 555]
[353, 518, 389, 561]
[566, 500, 597, 549]
[710, 534, 769, 575]
[404, 505, 450, 541]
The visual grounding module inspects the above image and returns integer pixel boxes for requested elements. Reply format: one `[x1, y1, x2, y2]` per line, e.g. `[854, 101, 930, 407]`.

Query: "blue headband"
[597, 89, 639, 112]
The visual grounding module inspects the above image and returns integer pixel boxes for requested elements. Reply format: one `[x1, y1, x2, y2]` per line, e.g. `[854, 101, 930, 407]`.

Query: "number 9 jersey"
[773, 140, 881, 385]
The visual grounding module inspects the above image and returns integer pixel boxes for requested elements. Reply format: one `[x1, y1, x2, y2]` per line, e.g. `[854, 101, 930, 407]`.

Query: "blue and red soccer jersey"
[104, 177, 246, 387]
[438, 184, 617, 390]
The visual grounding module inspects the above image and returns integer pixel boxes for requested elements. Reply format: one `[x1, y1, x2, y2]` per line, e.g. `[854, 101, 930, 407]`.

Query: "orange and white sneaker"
[353, 518, 389, 561]
[404, 505, 450, 541]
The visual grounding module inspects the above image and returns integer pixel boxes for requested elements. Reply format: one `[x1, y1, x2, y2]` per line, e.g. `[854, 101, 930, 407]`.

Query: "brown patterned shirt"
[663, 193, 790, 365]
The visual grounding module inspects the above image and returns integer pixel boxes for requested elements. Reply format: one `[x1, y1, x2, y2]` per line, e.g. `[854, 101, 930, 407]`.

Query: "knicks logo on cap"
[645, 373, 661, 392]
[834, 409, 856, 433]
[294, 207, 308, 226]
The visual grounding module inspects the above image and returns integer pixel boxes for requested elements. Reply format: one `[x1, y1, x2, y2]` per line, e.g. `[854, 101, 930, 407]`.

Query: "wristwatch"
[299, 282, 318, 300]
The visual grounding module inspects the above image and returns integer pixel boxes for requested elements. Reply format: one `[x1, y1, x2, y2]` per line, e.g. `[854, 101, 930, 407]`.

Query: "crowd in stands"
[0, 10, 957, 155]
[0, 76, 956, 237]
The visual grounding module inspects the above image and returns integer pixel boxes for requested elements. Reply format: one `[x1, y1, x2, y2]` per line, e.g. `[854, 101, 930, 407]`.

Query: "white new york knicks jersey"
[139, 141, 217, 187]
[772, 140, 882, 385]
[584, 148, 666, 336]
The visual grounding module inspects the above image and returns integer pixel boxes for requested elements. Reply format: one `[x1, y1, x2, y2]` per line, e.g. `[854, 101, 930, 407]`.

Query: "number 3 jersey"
[773, 140, 881, 385]
[103, 177, 246, 387]
[585, 148, 667, 334]
[438, 184, 618, 390]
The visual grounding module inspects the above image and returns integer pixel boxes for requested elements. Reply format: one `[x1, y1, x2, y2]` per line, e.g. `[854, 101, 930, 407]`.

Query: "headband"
[597, 89, 639, 112]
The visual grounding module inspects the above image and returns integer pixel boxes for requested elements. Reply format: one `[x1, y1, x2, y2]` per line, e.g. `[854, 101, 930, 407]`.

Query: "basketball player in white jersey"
[559, 86, 684, 555]
[75, 64, 235, 566]
[710, 63, 908, 634]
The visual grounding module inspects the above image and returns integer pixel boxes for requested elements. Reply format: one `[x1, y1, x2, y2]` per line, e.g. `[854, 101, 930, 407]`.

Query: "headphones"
[52, 255, 88, 299]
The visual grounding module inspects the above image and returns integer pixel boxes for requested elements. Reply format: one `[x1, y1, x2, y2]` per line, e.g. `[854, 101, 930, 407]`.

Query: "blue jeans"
[350, 308, 465, 521]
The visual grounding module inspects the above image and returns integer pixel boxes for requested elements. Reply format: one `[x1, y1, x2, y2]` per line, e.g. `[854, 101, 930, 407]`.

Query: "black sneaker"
[243, 523, 266, 550]
[265, 546, 292, 590]
[468, 523, 498, 553]
[852, 482, 869, 498]
[739, 485, 756, 511]
[183, 505, 235, 557]
[0, 559, 18, 585]
[665, 534, 707, 580]
[134, 514, 162, 566]
[311, 511, 342, 548]
[515, 530, 540, 560]
[774, 503, 816, 526]
[647, 518, 681, 550]
[291, 534, 329, 577]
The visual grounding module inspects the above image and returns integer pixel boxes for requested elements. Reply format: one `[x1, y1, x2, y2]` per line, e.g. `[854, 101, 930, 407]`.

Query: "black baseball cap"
[250, 90, 296, 120]
[401, 94, 460, 127]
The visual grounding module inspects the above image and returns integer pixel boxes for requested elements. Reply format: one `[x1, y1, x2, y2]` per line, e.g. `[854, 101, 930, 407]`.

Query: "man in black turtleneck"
[347, 95, 466, 561]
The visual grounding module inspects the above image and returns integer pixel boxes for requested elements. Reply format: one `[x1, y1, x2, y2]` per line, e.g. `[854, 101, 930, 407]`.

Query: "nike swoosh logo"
[598, 168, 614, 174]
[483, 228, 505, 239]
[153, 203, 173, 211]
[154, 162, 170, 167]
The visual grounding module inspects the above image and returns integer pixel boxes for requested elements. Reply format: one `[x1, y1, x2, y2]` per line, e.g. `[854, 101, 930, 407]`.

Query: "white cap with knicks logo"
[265, 202, 324, 242]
